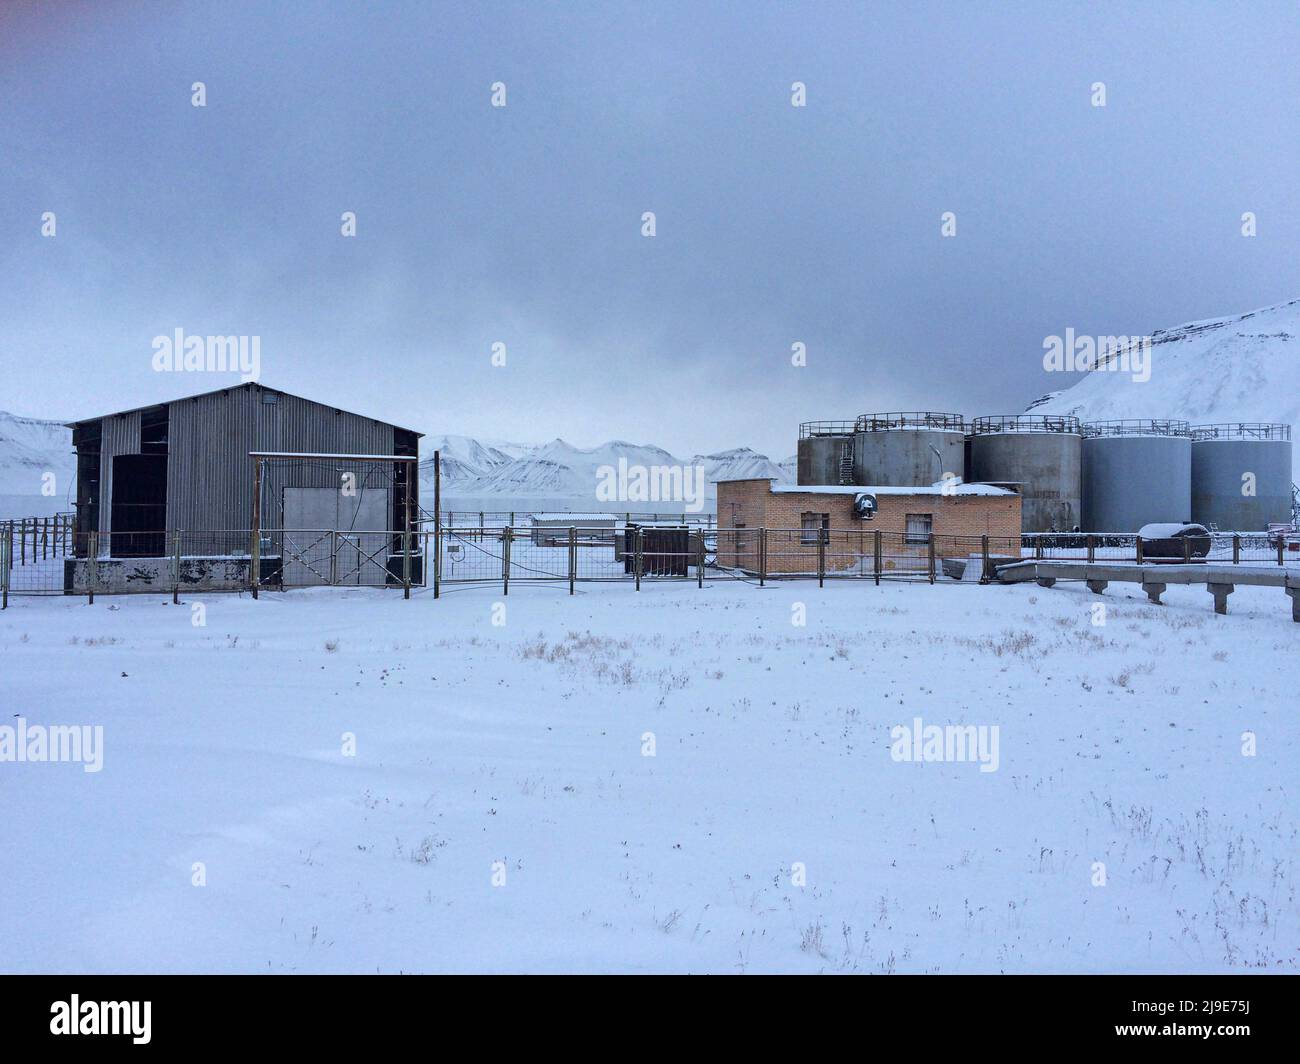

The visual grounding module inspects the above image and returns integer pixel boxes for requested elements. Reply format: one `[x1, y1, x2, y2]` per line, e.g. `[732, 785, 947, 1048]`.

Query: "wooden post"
[568, 525, 576, 595]
[1279, 534, 1286, 567]
[1086, 534, 1096, 564]
[502, 526, 511, 596]
[1183, 535, 1191, 564]
[874, 529, 881, 586]
[927, 533, 936, 584]
[1135, 536, 1144, 565]
[250, 456, 262, 599]
[1034, 535, 1043, 560]
[172, 530, 181, 605]
[980, 534, 990, 584]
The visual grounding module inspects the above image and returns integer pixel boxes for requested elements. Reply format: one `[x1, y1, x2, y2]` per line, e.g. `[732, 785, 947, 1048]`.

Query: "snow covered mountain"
[0, 410, 75, 517]
[416, 434, 517, 484]
[1027, 296, 1300, 467]
[0, 407, 791, 518]
[691, 447, 789, 486]
[424, 438, 793, 507]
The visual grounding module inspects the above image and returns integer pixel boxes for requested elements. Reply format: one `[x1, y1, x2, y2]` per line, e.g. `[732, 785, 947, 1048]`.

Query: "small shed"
[622, 522, 691, 576]
[529, 513, 620, 546]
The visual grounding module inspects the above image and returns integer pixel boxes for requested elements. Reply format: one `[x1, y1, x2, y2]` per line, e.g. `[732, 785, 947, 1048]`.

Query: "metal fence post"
[20, 517, 26, 566]
[432, 530, 441, 599]
[1034, 535, 1043, 560]
[503, 527, 512, 596]
[1279, 534, 1286, 567]
[88, 531, 98, 604]
[980, 534, 990, 584]
[1086, 534, 1095, 564]
[817, 533, 825, 588]
[634, 527, 643, 591]
[402, 526, 412, 600]
[172, 530, 181, 605]
[927, 533, 936, 584]
[1135, 536, 1144, 565]
[1232, 533, 1240, 565]
[759, 528, 766, 586]
[1, 523, 10, 610]
[568, 525, 576, 595]
[873, 529, 881, 586]
[696, 531, 704, 588]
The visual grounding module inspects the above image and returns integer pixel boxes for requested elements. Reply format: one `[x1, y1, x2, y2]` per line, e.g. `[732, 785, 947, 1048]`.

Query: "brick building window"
[905, 513, 933, 545]
[801, 512, 829, 545]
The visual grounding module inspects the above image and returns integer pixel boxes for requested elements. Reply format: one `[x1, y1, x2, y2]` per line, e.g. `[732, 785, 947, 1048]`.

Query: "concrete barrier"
[995, 559, 1300, 621]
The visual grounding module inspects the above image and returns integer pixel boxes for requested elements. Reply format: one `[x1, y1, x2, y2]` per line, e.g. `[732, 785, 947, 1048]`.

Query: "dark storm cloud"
[2, 0, 1298, 458]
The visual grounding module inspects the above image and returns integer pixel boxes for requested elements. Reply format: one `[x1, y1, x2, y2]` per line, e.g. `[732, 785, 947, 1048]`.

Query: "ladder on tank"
[838, 440, 854, 485]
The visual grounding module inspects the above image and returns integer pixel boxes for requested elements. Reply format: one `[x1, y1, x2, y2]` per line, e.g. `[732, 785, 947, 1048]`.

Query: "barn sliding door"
[110, 454, 167, 557]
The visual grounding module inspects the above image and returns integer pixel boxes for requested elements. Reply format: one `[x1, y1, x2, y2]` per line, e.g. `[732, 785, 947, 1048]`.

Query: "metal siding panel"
[161, 386, 398, 536]
[99, 411, 141, 535]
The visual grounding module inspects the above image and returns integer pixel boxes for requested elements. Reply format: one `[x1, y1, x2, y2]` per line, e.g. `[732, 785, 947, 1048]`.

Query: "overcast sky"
[2, 1, 1298, 459]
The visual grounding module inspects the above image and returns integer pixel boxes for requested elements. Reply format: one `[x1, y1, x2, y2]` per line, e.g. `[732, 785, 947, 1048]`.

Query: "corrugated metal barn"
[68, 383, 421, 558]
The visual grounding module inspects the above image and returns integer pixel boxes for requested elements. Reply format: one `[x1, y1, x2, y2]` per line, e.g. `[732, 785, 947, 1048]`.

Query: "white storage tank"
[968, 415, 1082, 532]
[852, 412, 966, 487]
[1190, 423, 1292, 531]
[1082, 420, 1192, 532]
[797, 422, 856, 485]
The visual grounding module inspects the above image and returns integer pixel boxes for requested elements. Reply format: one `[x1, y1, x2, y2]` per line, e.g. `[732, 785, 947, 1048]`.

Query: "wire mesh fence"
[3, 520, 1297, 606]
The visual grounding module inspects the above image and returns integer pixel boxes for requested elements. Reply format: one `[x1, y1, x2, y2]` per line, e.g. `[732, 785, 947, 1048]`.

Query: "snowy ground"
[1, 577, 1297, 974]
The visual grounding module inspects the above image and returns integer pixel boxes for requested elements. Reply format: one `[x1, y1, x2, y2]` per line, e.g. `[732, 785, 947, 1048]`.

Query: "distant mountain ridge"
[1027, 296, 1300, 469]
[419, 437, 793, 506]
[0, 410, 794, 518]
[0, 411, 76, 515]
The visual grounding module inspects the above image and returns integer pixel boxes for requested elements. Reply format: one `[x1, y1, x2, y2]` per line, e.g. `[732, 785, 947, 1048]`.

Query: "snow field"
[0, 577, 1296, 972]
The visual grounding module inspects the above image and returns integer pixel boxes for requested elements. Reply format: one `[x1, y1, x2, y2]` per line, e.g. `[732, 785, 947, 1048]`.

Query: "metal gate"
[260, 528, 420, 589]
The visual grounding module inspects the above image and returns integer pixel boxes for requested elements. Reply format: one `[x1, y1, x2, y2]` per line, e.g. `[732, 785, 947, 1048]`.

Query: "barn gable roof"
[65, 382, 424, 437]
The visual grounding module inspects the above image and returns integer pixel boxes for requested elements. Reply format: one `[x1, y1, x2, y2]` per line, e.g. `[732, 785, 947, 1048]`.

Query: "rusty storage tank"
[1082, 419, 1191, 532]
[851, 412, 966, 487]
[1190, 423, 1293, 531]
[968, 415, 1082, 532]
[797, 421, 856, 485]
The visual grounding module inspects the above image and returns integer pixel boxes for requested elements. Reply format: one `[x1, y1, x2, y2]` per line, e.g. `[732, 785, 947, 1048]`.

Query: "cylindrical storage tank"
[968, 415, 1082, 532]
[1081, 420, 1192, 532]
[1190, 423, 1292, 531]
[851, 412, 966, 487]
[797, 421, 856, 485]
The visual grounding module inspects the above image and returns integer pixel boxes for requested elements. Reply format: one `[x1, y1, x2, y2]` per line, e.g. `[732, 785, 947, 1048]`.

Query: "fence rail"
[3, 522, 1296, 606]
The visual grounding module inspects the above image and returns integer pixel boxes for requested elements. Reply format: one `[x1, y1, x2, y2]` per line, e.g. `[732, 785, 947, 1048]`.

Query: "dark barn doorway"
[110, 454, 167, 556]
